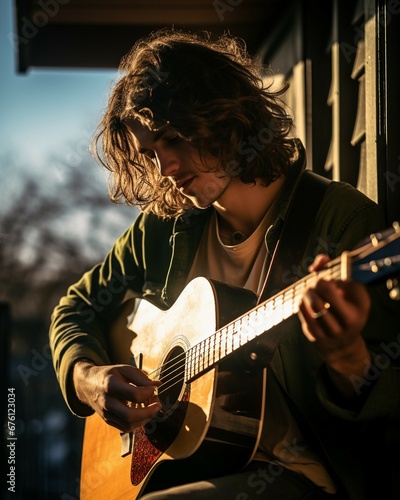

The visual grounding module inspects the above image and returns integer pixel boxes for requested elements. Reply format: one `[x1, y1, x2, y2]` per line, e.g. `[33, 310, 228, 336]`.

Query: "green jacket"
[50, 159, 400, 498]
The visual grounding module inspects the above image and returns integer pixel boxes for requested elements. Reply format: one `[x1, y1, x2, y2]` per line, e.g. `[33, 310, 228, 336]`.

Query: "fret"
[199, 342, 205, 371]
[275, 294, 285, 323]
[270, 297, 281, 326]
[293, 280, 306, 309]
[203, 337, 209, 370]
[191, 343, 198, 376]
[216, 328, 222, 363]
[186, 346, 194, 380]
[256, 304, 269, 334]
[239, 314, 249, 343]
[232, 319, 241, 352]
[230, 321, 236, 353]
[263, 301, 275, 331]
[248, 309, 260, 339]
[196, 342, 203, 373]
[204, 336, 209, 368]
[208, 333, 215, 366]
[282, 287, 295, 319]
[225, 324, 233, 356]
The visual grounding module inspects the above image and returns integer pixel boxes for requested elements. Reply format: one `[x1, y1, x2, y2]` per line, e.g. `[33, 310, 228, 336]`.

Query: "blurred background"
[1, 0, 399, 498]
[0, 2, 135, 498]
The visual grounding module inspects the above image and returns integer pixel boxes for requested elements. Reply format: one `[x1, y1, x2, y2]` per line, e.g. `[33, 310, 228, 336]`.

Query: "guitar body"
[81, 278, 267, 499]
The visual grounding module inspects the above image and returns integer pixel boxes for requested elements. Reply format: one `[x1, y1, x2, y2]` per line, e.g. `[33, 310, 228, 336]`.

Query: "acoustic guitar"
[80, 223, 400, 499]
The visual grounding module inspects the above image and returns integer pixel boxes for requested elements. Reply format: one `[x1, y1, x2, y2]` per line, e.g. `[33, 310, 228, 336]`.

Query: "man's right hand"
[73, 360, 162, 432]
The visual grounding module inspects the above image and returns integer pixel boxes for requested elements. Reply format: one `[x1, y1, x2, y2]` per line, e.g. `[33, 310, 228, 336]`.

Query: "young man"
[49, 30, 400, 499]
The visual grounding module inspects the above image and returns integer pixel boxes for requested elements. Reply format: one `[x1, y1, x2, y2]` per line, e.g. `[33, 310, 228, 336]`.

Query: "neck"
[213, 177, 285, 242]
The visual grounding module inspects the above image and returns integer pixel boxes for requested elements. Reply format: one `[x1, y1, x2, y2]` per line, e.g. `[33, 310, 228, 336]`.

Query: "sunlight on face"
[126, 119, 233, 209]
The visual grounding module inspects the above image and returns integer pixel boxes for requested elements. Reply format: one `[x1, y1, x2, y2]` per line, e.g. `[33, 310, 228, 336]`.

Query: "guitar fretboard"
[184, 259, 343, 382]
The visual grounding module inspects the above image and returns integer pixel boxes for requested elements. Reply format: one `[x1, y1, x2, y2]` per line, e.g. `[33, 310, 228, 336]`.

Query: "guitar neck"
[185, 257, 344, 382]
[183, 221, 400, 382]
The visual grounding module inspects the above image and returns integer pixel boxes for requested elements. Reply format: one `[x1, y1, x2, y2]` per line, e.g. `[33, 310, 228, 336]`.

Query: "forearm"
[72, 359, 99, 409]
[50, 247, 143, 414]
[50, 295, 113, 415]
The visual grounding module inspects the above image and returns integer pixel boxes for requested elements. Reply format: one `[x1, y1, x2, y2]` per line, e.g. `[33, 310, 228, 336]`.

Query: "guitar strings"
[147, 262, 342, 399]
[150, 265, 343, 397]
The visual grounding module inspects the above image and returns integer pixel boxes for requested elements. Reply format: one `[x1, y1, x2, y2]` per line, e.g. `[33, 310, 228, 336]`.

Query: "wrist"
[72, 358, 96, 404]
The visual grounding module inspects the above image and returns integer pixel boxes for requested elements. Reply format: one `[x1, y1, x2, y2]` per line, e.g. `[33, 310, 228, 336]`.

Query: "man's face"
[127, 119, 233, 209]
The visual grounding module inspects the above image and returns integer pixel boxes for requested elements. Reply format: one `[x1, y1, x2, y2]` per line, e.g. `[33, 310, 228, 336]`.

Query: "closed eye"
[137, 131, 183, 161]
[163, 134, 182, 146]
[139, 148, 156, 160]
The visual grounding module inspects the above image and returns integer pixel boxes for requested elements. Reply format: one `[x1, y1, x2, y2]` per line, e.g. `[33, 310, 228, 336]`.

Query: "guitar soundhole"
[144, 345, 188, 450]
[159, 346, 186, 413]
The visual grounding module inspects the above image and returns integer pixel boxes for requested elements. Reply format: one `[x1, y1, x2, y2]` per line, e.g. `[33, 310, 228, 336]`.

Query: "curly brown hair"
[93, 29, 295, 217]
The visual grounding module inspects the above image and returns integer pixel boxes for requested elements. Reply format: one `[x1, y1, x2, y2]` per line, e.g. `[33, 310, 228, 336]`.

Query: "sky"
[0, 1, 142, 262]
[0, 1, 117, 188]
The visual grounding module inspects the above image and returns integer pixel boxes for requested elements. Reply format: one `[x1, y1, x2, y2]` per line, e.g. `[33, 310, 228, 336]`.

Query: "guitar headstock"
[349, 222, 400, 295]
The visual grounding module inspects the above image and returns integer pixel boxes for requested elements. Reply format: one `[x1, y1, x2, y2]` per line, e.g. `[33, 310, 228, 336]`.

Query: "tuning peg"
[386, 278, 400, 300]
[370, 222, 400, 247]
[370, 233, 381, 247]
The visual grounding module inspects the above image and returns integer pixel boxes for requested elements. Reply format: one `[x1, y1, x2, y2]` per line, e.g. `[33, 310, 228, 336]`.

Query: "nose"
[156, 149, 180, 178]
